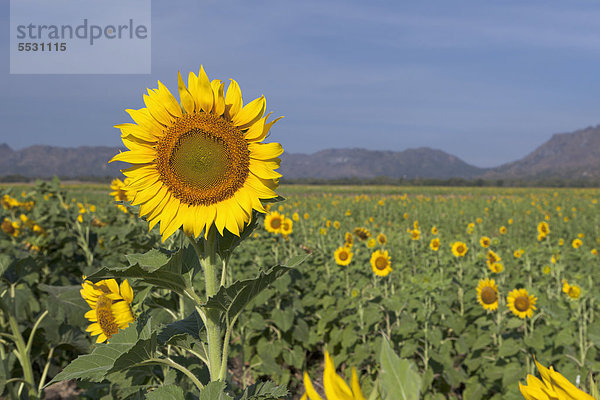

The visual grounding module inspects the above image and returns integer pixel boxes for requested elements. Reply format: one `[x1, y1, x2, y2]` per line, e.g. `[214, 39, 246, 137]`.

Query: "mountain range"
[1, 124, 599, 181]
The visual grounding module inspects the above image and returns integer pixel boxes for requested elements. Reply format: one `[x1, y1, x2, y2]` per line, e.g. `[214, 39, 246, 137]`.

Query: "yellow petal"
[225, 79, 243, 120]
[139, 186, 169, 218]
[120, 280, 134, 304]
[233, 96, 265, 128]
[155, 81, 183, 118]
[211, 79, 226, 116]
[249, 142, 284, 160]
[196, 65, 214, 113]
[116, 123, 159, 143]
[143, 93, 174, 126]
[323, 352, 354, 400]
[303, 372, 324, 400]
[84, 309, 97, 322]
[249, 159, 282, 180]
[351, 367, 366, 400]
[178, 71, 196, 114]
[126, 108, 166, 133]
[131, 180, 163, 205]
[110, 150, 155, 164]
[203, 205, 217, 239]
[187, 71, 199, 104]
[245, 174, 278, 199]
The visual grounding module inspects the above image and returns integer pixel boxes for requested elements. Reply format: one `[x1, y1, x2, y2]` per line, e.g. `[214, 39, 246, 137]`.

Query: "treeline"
[2, 174, 600, 188]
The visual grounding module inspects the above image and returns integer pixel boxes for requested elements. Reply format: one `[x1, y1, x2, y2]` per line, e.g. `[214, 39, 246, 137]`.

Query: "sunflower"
[431, 226, 438, 235]
[264, 211, 284, 234]
[366, 238, 376, 248]
[451, 241, 468, 257]
[519, 357, 594, 400]
[370, 250, 392, 277]
[301, 351, 365, 400]
[479, 236, 491, 248]
[110, 67, 283, 241]
[353, 227, 371, 241]
[507, 288, 537, 319]
[537, 221, 550, 238]
[476, 278, 499, 311]
[430, 238, 440, 252]
[410, 229, 420, 241]
[81, 279, 135, 343]
[376, 233, 387, 245]
[562, 281, 581, 299]
[334, 247, 353, 266]
[344, 232, 354, 248]
[486, 250, 501, 265]
[281, 217, 293, 237]
[499, 226, 507, 235]
[489, 262, 504, 273]
[572, 239, 582, 249]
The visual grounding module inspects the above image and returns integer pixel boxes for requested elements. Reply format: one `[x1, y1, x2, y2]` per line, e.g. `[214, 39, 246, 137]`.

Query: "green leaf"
[87, 245, 199, 294]
[48, 320, 148, 384]
[199, 381, 233, 400]
[158, 311, 204, 345]
[236, 380, 289, 400]
[146, 385, 186, 400]
[205, 262, 301, 323]
[379, 337, 422, 400]
[38, 284, 88, 326]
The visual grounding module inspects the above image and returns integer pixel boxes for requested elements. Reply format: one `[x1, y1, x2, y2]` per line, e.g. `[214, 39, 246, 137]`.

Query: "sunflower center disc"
[514, 296, 530, 312]
[270, 218, 281, 229]
[96, 294, 119, 338]
[339, 252, 348, 261]
[481, 287, 497, 304]
[375, 257, 387, 270]
[157, 113, 250, 206]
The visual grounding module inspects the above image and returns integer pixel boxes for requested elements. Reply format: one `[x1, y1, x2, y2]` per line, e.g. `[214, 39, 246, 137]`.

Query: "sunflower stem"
[197, 227, 223, 382]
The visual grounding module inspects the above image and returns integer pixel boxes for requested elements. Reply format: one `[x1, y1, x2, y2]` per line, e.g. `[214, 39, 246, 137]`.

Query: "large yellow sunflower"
[476, 278, 499, 311]
[334, 246, 353, 266]
[507, 288, 537, 319]
[519, 357, 594, 400]
[81, 279, 135, 343]
[110, 67, 283, 241]
[370, 249, 392, 277]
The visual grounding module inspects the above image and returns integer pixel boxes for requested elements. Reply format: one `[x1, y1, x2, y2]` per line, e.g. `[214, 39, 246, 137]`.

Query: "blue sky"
[2, 0, 600, 167]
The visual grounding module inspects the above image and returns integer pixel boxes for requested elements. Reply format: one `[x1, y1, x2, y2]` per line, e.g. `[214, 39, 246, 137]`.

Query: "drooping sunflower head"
[507, 288, 537, 319]
[81, 278, 135, 343]
[111, 67, 283, 241]
[264, 211, 285, 234]
[476, 278, 499, 311]
[451, 241, 468, 257]
[334, 246, 353, 266]
[370, 249, 392, 277]
[353, 227, 371, 241]
[486, 250, 501, 265]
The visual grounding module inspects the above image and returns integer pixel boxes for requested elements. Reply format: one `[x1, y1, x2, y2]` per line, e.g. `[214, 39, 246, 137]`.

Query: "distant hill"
[0, 144, 125, 178]
[1, 123, 600, 182]
[279, 148, 486, 179]
[485, 125, 600, 180]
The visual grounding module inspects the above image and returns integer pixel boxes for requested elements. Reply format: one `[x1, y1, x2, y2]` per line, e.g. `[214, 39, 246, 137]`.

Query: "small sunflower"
[429, 238, 440, 252]
[513, 249, 524, 259]
[281, 217, 293, 237]
[499, 226, 507, 235]
[110, 67, 283, 241]
[480, 236, 491, 248]
[562, 281, 581, 299]
[376, 233, 387, 245]
[537, 221, 550, 237]
[431, 226, 438, 235]
[507, 288, 537, 319]
[476, 278, 499, 311]
[366, 238, 376, 248]
[353, 227, 371, 241]
[334, 247, 353, 266]
[370, 249, 392, 277]
[344, 232, 354, 248]
[486, 250, 501, 265]
[264, 211, 284, 234]
[489, 262, 504, 274]
[451, 241, 468, 257]
[81, 279, 135, 343]
[572, 238, 583, 249]
[410, 229, 420, 241]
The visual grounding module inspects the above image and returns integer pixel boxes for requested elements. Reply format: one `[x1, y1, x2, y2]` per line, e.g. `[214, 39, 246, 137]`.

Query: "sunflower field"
[1, 178, 599, 399]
